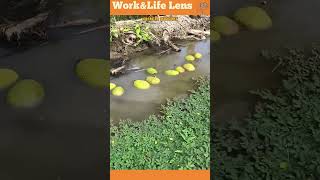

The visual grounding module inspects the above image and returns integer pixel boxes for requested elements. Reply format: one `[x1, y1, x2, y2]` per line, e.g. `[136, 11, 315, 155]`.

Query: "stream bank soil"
[110, 15, 210, 74]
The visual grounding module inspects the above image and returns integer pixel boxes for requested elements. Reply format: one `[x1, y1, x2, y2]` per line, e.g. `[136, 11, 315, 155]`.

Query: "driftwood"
[48, 18, 98, 28]
[77, 25, 108, 35]
[111, 65, 126, 75]
[0, 12, 49, 42]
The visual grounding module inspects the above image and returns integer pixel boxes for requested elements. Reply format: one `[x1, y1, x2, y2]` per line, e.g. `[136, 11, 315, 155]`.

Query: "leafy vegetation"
[110, 24, 152, 45]
[132, 24, 152, 44]
[111, 77, 210, 170]
[212, 46, 320, 179]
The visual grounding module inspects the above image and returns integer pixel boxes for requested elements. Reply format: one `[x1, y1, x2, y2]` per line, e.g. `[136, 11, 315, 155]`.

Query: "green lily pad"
[112, 86, 124, 96]
[185, 55, 195, 62]
[213, 16, 239, 36]
[183, 63, 196, 71]
[194, 53, 203, 59]
[146, 76, 160, 85]
[175, 66, 185, 73]
[134, 80, 151, 90]
[7, 79, 45, 108]
[234, 6, 272, 30]
[146, 67, 158, 75]
[75, 58, 108, 88]
[165, 70, 180, 76]
[110, 83, 116, 90]
[0, 68, 19, 90]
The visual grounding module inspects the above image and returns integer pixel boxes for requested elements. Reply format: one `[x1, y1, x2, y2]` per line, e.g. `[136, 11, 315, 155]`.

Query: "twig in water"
[76, 25, 108, 35]
[158, 48, 171, 56]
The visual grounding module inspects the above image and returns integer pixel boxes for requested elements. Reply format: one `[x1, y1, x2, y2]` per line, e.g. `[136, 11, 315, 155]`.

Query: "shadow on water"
[111, 40, 210, 122]
[0, 0, 107, 178]
[214, 0, 320, 123]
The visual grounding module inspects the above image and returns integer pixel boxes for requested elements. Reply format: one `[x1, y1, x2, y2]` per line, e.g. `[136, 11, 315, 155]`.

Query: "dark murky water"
[110, 40, 210, 122]
[0, 0, 107, 178]
[214, 0, 320, 123]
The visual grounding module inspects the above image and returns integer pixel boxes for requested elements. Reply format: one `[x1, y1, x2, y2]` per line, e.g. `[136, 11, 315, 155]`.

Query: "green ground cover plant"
[111, 77, 210, 170]
[213, 46, 320, 179]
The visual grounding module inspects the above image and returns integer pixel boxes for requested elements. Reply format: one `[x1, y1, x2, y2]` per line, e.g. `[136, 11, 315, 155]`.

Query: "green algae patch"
[7, 79, 45, 108]
[110, 83, 116, 90]
[146, 67, 158, 75]
[185, 55, 195, 62]
[234, 6, 272, 30]
[175, 66, 185, 73]
[183, 63, 195, 72]
[211, 31, 221, 42]
[194, 53, 203, 59]
[165, 70, 180, 76]
[0, 68, 19, 90]
[146, 76, 160, 85]
[112, 86, 125, 96]
[213, 16, 239, 36]
[76, 58, 108, 88]
[134, 80, 151, 90]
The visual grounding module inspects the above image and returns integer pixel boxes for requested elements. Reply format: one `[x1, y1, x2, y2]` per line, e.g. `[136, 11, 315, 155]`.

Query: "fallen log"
[0, 12, 49, 42]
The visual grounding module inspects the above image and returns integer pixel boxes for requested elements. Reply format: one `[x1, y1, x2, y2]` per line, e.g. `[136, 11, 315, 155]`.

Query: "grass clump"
[111, 77, 210, 170]
[212, 46, 320, 179]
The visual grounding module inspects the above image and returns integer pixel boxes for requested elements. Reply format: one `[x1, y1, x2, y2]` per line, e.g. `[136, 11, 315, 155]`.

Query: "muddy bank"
[110, 15, 210, 74]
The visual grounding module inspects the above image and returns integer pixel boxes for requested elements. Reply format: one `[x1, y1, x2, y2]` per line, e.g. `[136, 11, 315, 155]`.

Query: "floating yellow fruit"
[194, 53, 203, 59]
[234, 6, 272, 31]
[165, 70, 179, 76]
[0, 68, 19, 90]
[146, 76, 160, 85]
[110, 83, 116, 90]
[112, 86, 124, 96]
[212, 16, 239, 36]
[183, 63, 196, 71]
[7, 79, 45, 108]
[146, 67, 158, 75]
[185, 55, 195, 62]
[75, 58, 108, 88]
[134, 80, 151, 90]
[175, 66, 185, 73]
